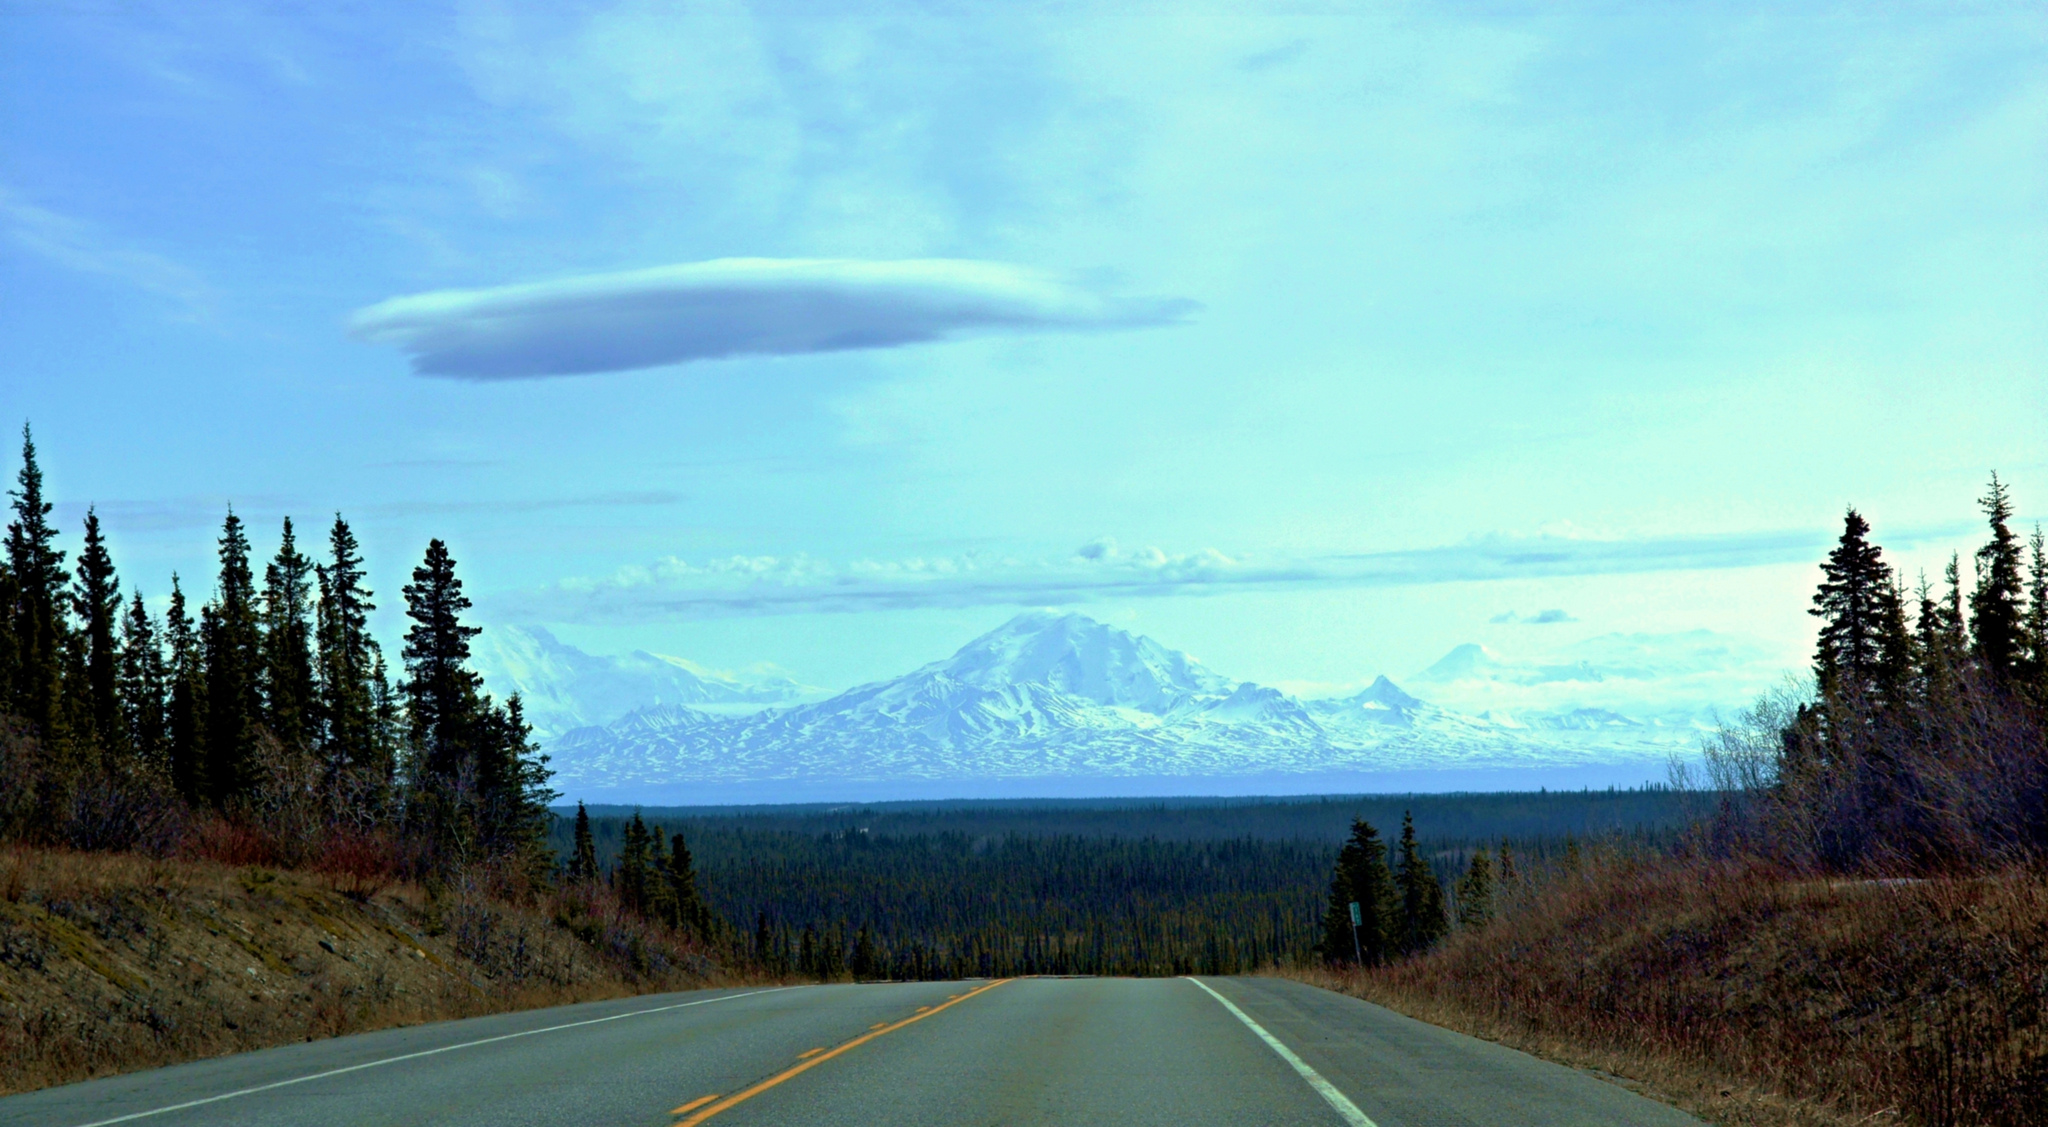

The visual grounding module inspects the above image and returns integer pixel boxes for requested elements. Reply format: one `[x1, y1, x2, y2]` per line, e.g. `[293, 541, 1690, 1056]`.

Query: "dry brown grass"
[1276, 857, 2048, 1127]
[0, 845, 746, 1095]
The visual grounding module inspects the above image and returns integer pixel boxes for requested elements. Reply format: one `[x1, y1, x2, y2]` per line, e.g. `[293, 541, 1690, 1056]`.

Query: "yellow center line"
[796, 1047, 827, 1059]
[867, 1022, 887, 1030]
[670, 1094, 720, 1115]
[674, 979, 1013, 1127]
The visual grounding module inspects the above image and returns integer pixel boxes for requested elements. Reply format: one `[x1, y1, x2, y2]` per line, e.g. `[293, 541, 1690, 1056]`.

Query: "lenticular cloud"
[348, 257, 1197, 379]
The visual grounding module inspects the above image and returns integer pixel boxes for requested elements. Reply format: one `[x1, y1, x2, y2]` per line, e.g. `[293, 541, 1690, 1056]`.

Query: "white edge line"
[67, 987, 787, 1127]
[1185, 977, 1378, 1127]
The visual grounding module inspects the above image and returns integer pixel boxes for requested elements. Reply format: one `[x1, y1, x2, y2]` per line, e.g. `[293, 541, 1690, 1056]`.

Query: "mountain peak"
[939, 611, 1233, 713]
[1412, 642, 1502, 683]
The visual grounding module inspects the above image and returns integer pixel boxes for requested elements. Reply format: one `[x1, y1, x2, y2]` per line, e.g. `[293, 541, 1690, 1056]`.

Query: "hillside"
[1293, 859, 2048, 1127]
[0, 848, 733, 1095]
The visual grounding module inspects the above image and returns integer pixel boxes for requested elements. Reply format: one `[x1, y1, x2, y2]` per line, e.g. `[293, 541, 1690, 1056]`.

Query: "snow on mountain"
[471, 625, 821, 738]
[938, 611, 1233, 712]
[1405, 629, 1795, 730]
[538, 611, 1735, 797]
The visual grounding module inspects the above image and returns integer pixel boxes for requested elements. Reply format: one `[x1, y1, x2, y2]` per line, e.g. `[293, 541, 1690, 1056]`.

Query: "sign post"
[1346, 900, 1363, 966]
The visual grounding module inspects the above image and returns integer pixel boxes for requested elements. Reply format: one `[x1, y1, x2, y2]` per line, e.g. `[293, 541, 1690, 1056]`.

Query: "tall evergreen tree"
[164, 575, 206, 802]
[668, 830, 710, 935]
[644, 826, 678, 924]
[6, 424, 70, 740]
[1812, 509, 1894, 708]
[1395, 811, 1449, 954]
[400, 539, 481, 783]
[1320, 818, 1397, 965]
[2024, 525, 2047, 708]
[618, 812, 651, 911]
[260, 517, 316, 750]
[1913, 571, 1962, 718]
[202, 511, 264, 806]
[1873, 568, 1915, 717]
[1970, 474, 2027, 690]
[73, 509, 122, 757]
[568, 802, 598, 882]
[1454, 848, 1495, 930]
[472, 693, 553, 861]
[116, 591, 168, 772]
[315, 515, 382, 775]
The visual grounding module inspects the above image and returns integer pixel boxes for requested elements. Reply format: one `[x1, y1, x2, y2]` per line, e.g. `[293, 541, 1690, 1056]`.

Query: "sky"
[3, 0, 2044, 698]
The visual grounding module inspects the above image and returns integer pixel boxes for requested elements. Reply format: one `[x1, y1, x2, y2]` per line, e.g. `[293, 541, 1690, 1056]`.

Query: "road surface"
[2, 977, 1701, 1127]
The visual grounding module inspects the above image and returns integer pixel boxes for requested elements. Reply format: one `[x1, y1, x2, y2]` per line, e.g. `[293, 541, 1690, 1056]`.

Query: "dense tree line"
[560, 803, 1643, 980]
[1701, 475, 2048, 871]
[585, 788, 1694, 845]
[0, 425, 554, 878]
[558, 817, 1327, 977]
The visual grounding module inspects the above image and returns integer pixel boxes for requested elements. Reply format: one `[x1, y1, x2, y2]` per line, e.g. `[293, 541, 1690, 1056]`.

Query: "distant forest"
[557, 790, 1686, 978]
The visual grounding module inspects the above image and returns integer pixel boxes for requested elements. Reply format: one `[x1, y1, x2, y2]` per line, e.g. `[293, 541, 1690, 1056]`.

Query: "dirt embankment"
[1279, 862, 2048, 1127]
[0, 848, 730, 1095]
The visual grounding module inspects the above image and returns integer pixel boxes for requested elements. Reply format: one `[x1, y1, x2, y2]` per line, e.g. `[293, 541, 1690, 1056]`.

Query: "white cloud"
[498, 526, 1851, 624]
[0, 186, 215, 317]
[348, 257, 1196, 379]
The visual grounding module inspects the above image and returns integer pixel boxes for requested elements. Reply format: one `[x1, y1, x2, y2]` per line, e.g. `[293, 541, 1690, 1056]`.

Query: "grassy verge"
[0, 846, 745, 1095]
[1275, 858, 2047, 1127]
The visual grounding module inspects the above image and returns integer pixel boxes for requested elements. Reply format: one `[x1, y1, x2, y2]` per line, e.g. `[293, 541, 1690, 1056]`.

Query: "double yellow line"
[672, 978, 1013, 1125]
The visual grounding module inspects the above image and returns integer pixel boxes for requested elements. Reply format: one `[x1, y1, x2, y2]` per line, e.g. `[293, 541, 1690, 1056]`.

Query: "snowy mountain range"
[480, 612, 1792, 802]
[471, 625, 823, 739]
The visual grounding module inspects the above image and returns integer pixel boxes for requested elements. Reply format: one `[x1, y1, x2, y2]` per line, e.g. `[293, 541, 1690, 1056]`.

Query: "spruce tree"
[644, 826, 678, 925]
[73, 509, 122, 756]
[2024, 525, 2047, 708]
[1913, 570, 1961, 717]
[6, 423, 70, 740]
[368, 651, 400, 783]
[1455, 848, 1494, 930]
[315, 515, 381, 776]
[568, 801, 598, 882]
[1319, 818, 1397, 965]
[1873, 568, 1915, 716]
[0, 543, 16, 731]
[260, 517, 316, 750]
[164, 575, 206, 802]
[1395, 811, 1449, 954]
[668, 830, 709, 935]
[618, 812, 650, 912]
[116, 591, 168, 772]
[1970, 474, 2026, 689]
[1939, 555, 1970, 669]
[1811, 508, 1893, 707]
[477, 694, 553, 864]
[202, 510, 263, 806]
[400, 539, 481, 783]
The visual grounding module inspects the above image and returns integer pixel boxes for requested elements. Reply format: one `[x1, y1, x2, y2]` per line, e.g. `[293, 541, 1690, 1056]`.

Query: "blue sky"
[3, 1, 2043, 694]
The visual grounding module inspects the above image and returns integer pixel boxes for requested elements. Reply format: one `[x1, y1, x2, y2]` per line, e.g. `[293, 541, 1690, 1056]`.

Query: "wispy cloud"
[0, 186, 215, 318]
[1492, 608, 1579, 624]
[499, 526, 1845, 624]
[54, 491, 686, 534]
[348, 258, 1197, 379]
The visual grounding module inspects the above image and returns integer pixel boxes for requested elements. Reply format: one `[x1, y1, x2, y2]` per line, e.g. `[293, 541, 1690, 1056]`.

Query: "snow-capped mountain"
[1406, 630, 1794, 730]
[536, 611, 1752, 799]
[471, 625, 821, 738]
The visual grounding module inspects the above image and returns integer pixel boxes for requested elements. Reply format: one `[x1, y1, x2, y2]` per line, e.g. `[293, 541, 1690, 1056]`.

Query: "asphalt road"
[2, 977, 1703, 1127]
